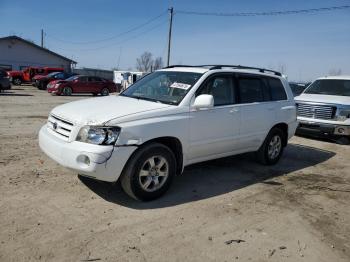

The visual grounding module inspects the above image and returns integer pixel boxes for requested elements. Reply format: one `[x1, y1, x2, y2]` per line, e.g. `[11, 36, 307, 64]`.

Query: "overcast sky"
[1, 0, 349, 81]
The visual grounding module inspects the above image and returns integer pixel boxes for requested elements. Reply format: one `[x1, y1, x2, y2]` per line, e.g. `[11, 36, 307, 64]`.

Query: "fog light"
[77, 155, 90, 166]
[338, 128, 345, 134]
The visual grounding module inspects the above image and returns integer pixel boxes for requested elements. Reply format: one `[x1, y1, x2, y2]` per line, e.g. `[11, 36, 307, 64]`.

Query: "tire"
[335, 136, 350, 145]
[62, 86, 72, 96]
[101, 87, 109, 96]
[120, 143, 176, 201]
[13, 78, 22, 86]
[256, 127, 285, 165]
[39, 81, 46, 90]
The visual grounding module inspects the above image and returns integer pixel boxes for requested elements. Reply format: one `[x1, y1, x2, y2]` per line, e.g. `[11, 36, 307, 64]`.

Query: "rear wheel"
[120, 143, 176, 201]
[256, 127, 285, 165]
[13, 78, 22, 85]
[62, 86, 72, 96]
[101, 87, 109, 96]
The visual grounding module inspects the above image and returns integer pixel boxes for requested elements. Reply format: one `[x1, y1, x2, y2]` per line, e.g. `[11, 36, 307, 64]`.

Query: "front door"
[188, 74, 240, 162]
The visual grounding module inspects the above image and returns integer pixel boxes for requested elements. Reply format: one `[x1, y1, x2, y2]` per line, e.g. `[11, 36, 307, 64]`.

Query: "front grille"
[296, 103, 336, 120]
[47, 114, 74, 141]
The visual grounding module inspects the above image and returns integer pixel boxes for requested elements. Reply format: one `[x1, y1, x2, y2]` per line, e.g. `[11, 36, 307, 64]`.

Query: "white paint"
[39, 67, 297, 183]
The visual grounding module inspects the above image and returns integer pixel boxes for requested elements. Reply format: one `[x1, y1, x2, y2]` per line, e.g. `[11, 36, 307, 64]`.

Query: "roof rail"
[202, 65, 282, 76]
[164, 64, 282, 76]
[164, 65, 200, 69]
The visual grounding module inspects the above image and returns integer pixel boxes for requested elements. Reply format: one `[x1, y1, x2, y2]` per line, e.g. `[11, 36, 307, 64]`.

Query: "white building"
[0, 35, 76, 71]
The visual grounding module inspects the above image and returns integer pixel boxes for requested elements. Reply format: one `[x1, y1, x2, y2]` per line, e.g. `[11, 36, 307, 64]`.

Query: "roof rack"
[164, 64, 282, 76]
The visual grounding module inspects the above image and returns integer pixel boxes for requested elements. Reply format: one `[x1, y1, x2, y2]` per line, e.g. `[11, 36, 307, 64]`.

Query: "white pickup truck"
[295, 76, 350, 144]
[39, 65, 297, 201]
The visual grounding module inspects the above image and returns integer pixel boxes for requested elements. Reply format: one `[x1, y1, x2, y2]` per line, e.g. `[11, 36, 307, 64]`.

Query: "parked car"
[7, 67, 64, 85]
[295, 76, 350, 144]
[34, 72, 77, 90]
[47, 75, 116, 96]
[289, 82, 308, 96]
[0, 69, 11, 92]
[39, 65, 297, 200]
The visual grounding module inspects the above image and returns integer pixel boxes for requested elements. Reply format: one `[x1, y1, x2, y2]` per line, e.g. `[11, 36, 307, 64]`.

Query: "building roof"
[0, 35, 77, 64]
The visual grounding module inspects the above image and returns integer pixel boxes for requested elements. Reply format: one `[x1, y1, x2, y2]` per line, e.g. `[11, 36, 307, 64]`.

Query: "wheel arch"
[271, 122, 288, 147]
[122, 136, 184, 176]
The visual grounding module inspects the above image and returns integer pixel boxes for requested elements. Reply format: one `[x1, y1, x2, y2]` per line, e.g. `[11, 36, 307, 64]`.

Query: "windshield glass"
[304, 79, 350, 96]
[120, 71, 203, 105]
[46, 72, 59, 77]
[65, 75, 79, 81]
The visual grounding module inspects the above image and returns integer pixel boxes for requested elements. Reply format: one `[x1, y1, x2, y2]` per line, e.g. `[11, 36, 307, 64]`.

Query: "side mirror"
[193, 94, 214, 110]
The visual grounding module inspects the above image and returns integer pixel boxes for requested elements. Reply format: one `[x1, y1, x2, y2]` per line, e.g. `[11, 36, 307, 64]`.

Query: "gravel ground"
[0, 86, 349, 262]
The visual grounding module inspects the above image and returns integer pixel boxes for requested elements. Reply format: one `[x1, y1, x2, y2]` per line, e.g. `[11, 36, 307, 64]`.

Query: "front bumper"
[39, 125, 137, 182]
[47, 87, 59, 94]
[296, 119, 350, 137]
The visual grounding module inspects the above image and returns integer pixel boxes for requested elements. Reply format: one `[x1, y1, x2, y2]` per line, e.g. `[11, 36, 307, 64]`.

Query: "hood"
[295, 93, 350, 106]
[33, 74, 46, 80]
[51, 95, 173, 125]
[49, 80, 61, 85]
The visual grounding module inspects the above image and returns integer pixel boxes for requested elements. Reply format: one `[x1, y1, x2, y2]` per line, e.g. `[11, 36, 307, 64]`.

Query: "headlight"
[336, 109, 350, 121]
[76, 126, 120, 145]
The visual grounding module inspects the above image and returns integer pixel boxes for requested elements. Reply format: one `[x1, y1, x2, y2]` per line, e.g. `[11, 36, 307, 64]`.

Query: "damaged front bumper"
[39, 125, 137, 182]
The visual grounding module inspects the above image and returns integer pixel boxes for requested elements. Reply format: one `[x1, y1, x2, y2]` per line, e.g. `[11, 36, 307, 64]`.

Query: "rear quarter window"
[268, 78, 287, 101]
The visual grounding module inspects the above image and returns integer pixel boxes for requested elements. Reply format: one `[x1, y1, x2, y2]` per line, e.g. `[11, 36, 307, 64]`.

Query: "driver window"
[197, 75, 235, 106]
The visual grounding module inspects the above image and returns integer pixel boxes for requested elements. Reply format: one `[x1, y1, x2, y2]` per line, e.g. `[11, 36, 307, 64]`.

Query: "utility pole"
[166, 7, 174, 67]
[41, 29, 44, 48]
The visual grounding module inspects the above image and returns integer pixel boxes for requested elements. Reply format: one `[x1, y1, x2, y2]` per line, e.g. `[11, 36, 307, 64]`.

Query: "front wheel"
[62, 86, 72, 96]
[13, 78, 22, 85]
[101, 87, 109, 96]
[256, 128, 285, 165]
[120, 143, 176, 201]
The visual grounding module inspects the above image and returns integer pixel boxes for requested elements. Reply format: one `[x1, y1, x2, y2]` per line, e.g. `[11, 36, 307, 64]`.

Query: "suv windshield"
[304, 79, 350, 96]
[120, 71, 203, 105]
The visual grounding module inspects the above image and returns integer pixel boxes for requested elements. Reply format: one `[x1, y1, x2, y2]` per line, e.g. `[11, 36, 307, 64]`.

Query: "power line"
[51, 18, 168, 52]
[46, 10, 167, 45]
[176, 5, 350, 17]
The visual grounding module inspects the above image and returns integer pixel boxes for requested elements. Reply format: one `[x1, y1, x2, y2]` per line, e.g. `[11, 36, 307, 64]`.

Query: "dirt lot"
[0, 85, 349, 262]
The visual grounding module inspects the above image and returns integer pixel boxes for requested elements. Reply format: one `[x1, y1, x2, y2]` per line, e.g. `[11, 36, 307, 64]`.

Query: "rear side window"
[238, 78, 264, 103]
[89, 77, 102, 82]
[268, 78, 287, 101]
[79, 76, 88, 82]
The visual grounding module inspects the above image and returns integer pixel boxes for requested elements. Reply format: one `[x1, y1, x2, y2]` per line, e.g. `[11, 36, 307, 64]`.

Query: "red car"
[8, 67, 64, 85]
[47, 75, 116, 96]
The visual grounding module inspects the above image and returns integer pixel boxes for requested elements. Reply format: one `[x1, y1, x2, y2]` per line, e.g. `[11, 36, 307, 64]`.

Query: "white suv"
[295, 76, 350, 144]
[39, 65, 297, 200]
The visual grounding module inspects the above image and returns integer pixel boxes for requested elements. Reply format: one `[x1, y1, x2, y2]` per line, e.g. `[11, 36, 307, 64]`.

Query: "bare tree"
[328, 68, 342, 76]
[136, 52, 153, 72]
[153, 57, 164, 70]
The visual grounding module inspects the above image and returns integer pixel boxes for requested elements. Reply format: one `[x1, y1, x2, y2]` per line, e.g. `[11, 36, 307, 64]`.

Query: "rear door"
[87, 77, 101, 93]
[236, 74, 276, 149]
